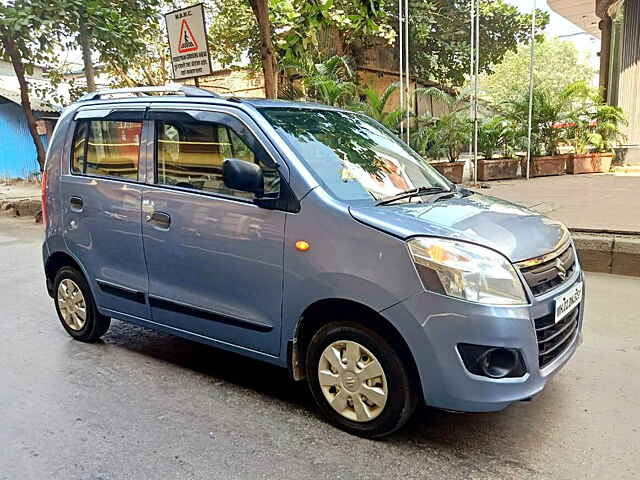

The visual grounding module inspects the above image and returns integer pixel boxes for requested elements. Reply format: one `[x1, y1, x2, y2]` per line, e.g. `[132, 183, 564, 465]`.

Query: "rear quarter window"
[71, 120, 142, 181]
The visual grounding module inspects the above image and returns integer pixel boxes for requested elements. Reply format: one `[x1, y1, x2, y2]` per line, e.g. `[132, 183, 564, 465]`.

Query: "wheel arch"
[44, 250, 86, 297]
[289, 298, 422, 398]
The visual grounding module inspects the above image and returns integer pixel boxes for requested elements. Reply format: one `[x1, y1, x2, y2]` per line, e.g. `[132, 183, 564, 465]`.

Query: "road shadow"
[98, 317, 569, 470]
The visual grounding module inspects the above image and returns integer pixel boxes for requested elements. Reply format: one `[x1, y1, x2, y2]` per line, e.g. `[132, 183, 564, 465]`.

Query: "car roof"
[64, 87, 353, 122]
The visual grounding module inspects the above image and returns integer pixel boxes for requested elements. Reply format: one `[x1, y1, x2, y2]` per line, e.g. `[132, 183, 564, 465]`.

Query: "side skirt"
[99, 307, 284, 367]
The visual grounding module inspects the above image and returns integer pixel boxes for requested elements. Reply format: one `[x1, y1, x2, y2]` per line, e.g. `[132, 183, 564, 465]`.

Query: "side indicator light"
[295, 240, 310, 252]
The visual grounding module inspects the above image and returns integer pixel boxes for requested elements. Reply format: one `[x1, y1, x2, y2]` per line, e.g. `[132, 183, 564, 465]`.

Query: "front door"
[62, 109, 150, 319]
[141, 109, 287, 356]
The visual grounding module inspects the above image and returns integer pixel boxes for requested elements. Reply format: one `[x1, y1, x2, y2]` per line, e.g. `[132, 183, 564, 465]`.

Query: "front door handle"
[146, 211, 171, 230]
[70, 196, 83, 212]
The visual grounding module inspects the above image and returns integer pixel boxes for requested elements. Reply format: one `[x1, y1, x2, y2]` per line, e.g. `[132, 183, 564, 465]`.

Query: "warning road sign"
[165, 4, 212, 80]
[178, 19, 199, 53]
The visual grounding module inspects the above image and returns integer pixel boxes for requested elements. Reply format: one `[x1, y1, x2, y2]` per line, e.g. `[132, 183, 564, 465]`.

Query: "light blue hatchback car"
[42, 86, 584, 437]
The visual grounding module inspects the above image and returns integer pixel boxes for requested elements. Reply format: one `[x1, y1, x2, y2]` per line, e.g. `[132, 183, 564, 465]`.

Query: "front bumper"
[382, 270, 585, 412]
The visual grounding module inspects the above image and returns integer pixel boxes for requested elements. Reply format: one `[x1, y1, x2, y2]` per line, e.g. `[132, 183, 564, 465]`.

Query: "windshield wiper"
[375, 186, 452, 206]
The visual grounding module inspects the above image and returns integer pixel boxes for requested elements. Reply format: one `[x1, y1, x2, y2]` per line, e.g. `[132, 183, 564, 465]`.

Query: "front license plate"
[555, 282, 582, 323]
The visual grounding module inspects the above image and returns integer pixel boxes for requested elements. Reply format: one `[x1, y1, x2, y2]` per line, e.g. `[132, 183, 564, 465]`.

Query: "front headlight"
[407, 237, 528, 305]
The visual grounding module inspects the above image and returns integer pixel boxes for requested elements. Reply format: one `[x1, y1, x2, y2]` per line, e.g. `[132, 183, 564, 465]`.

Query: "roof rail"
[77, 85, 222, 102]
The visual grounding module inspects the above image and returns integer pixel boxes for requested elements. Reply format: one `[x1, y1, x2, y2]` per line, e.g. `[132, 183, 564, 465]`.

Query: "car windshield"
[259, 107, 451, 202]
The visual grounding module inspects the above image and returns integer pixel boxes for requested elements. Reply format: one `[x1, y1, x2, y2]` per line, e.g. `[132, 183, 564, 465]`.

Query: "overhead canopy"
[547, 0, 602, 38]
[0, 86, 59, 113]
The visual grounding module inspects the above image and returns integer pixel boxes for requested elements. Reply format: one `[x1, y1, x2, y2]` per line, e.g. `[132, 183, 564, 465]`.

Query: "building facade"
[549, 0, 640, 164]
[185, 41, 451, 120]
[0, 61, 59, 178]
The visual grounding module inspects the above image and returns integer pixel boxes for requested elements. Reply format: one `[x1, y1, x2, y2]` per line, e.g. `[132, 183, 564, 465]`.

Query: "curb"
[571, 230, 640, 277]
[0, 198, 42, 222]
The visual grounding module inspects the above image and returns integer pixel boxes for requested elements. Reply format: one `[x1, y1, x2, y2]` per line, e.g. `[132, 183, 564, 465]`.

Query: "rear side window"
[71, 120, 142, 181]
[155, 120, 279, 198]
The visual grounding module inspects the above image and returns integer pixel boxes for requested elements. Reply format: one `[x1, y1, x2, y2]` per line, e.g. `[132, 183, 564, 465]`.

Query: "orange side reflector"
[295, 240, 310, 252]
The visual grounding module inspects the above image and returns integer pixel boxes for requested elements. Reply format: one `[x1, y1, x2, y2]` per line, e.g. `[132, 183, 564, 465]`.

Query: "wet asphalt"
[1, 216, 639, 480]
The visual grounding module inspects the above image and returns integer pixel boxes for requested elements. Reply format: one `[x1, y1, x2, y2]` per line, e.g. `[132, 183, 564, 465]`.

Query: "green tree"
[397, 0, 548, 88]
[248, 0, 279, 98]
[0, 0, 65, 170]
[480, 37, 596, 106]
[206, 0, 394, 76]
[60, 0, 162, 91]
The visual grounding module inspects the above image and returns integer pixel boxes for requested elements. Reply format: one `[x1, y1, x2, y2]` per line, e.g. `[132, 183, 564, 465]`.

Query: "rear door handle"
[70, 196, 83, 212]
[146, 211, 171, 230]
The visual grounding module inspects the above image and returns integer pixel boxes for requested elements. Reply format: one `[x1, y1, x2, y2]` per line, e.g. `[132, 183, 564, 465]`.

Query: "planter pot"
[477, 158, 519, 181]
[431, 161, 465, 183]
[520, 155, 568, 177]
[567, 153, 614, 174]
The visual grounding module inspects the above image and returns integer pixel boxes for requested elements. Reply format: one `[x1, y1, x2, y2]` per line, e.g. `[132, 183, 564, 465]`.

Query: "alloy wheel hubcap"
[318, 340, 388, 422]
[57, 279, 87, 331]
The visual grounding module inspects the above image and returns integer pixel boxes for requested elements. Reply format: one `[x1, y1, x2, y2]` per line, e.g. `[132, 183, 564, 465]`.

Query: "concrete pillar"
[598, 16, 612, 101]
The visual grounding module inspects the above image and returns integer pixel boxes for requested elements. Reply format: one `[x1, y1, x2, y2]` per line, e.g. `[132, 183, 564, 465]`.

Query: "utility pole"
[404, 0, 410, 145]
[399, 0, 404, 138]
[472, 0, 480, 184]
[526, 0, 537, 180]
[469, 0, 475, 155]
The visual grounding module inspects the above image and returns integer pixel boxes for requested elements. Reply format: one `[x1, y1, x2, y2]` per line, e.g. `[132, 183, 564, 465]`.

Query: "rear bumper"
[382, 271, 584, 412]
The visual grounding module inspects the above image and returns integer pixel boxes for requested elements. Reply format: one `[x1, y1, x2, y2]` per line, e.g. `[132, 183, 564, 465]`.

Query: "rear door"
[141, 107, 288, 356]
[62, 107, 150, 319]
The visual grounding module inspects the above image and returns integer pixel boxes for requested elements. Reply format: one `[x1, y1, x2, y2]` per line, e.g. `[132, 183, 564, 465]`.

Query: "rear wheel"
[306, 321, 417, 438]
[54, 267, 110, 342]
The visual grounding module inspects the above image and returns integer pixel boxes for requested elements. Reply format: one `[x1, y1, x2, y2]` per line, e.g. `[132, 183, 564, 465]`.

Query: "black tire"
[53, 266, 110, 342]
[306, 321, 418, 438]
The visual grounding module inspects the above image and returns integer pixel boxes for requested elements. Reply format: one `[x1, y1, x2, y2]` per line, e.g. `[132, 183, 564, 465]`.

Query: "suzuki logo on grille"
[555, 258, 567, 280]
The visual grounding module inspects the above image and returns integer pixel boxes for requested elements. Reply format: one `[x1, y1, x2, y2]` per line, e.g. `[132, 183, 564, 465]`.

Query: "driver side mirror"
[223, 158, 264, 196]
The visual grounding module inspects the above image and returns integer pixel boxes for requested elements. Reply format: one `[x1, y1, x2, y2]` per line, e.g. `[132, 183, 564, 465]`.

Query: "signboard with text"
[164, 4, 212, 80]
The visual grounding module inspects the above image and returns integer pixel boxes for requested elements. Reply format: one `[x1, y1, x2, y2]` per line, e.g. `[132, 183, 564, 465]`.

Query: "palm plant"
[415, 86, 471, 115]
[349, 82, 408, 131]
[478, 116, 518, 159]
[411, 87, 474, 162]
[412, 112, 472, 162]
[503, 81, 592, 156]
[587, 104, 627, 153]
[279, 55, 359, 107]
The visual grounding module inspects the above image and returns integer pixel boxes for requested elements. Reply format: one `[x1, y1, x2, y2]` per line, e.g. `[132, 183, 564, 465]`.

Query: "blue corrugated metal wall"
[0, 102, 46, 178]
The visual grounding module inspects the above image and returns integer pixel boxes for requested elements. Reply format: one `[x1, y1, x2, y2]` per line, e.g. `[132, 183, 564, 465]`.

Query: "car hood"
[349, 191, 568, 262]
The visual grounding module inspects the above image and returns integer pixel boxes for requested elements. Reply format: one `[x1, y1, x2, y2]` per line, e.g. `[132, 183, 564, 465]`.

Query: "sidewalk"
[0, 180, 41, 219]
[471, 173, 640, 233]
[470, 173, 640, 276]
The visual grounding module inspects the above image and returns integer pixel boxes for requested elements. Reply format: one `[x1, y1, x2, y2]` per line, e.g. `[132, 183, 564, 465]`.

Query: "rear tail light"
[41, 171, 47, 226]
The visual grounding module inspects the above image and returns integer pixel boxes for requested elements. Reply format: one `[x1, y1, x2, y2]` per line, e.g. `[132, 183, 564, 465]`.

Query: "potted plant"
[412, 87, 477, 183]
[476, 116, 519, 181]
[412, 112, 471, 183]
[567, 104, 627, 174]
[507, 82, 591, 177]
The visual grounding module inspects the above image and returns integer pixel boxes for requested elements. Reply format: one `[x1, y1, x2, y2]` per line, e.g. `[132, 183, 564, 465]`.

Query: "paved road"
[1, 216, 639, 480]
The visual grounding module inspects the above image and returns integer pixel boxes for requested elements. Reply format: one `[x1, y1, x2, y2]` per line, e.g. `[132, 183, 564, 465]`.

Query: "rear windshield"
[259, 107, 450, 202]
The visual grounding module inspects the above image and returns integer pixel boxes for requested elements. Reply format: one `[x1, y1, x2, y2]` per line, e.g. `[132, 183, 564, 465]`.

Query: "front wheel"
[306, 321, 418, 438]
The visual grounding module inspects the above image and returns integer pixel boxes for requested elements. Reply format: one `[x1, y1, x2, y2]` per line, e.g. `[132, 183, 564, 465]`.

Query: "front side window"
[71, 120, 142, 180]
[259, 108, 450, 202]
[155, 120, 279, 198]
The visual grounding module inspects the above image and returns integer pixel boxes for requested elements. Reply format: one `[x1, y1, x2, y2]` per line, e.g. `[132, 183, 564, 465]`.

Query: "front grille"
[519, 244, 576, 296]
[535, 305, 580, 368]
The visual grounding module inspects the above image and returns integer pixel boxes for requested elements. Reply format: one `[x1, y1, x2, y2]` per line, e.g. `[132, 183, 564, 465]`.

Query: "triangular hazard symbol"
[178, 19, 198, 53]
